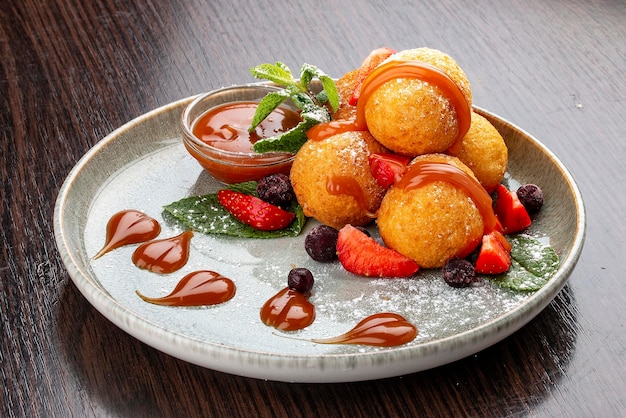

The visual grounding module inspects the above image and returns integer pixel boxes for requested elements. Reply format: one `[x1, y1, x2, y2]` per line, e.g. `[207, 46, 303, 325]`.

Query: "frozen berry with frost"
[256, 173, 295, 208]
[442, 258, 476, 288]
[288, 268, 314, 295]
[516, 184, 544, 214]
[304, 225, 339, 262]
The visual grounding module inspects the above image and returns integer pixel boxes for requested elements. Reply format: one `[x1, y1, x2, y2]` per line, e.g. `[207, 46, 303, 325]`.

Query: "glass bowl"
[181, 85, 297, 184]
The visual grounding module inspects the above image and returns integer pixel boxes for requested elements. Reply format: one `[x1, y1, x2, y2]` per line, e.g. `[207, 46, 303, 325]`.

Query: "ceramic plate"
[54, 94, 585, 383]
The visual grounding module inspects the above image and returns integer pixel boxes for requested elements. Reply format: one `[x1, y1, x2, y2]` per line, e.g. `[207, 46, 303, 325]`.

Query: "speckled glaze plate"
[54, 93, 585, 383]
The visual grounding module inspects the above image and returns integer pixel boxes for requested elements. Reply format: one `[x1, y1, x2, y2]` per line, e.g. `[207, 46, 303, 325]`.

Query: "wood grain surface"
[1, 0, 625, 416]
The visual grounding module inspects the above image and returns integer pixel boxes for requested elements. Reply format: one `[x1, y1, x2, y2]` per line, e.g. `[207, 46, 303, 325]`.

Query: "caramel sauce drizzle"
[94, 210, 161, 259]
[260, 287, 315, 331]
[307, 59, 471, 144]
[311, 312, 417, 347]
[396, 161, 496, 233]
[326, 175, 377, 218]
[136, 270, 235, 306]
[132, 230, 194, 274]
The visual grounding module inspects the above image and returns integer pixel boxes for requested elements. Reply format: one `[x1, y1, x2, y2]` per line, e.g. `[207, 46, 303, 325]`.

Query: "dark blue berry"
[257, 173, 295, 208]
[516, 184, 544, 214]
[442, 258, 476, 288]
[304, 225, 339, 262]
[288, 268, 314, 295]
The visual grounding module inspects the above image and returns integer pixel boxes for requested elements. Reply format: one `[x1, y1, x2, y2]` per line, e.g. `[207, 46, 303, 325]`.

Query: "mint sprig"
[248, 61, 339, 154]
[163, 181, 307, 239]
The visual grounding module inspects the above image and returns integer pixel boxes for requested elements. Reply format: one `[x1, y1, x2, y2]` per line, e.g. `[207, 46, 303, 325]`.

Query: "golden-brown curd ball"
[377, 154, 484, 269]
[365, 47, 472, 156]
[290, 131, 387, 229]
[447, 111, 508, 193]
[331, 69, 358, 121]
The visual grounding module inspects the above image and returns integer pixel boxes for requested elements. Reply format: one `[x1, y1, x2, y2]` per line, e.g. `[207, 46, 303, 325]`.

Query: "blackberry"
[288, 268, 314, 295]
[304, 225, 339, 262]
[516, 184, 544, 214]
[256, 173, 295, 208]
[442, 258, 476, 288]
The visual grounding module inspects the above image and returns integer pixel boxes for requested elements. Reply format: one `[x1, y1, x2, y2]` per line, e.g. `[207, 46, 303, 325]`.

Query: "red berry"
[493, 184, 532, 234]
[475, 231, 512, 275]
[368, 153, 411, 188]
[336, 224, 419, 278]
[349, 47, 397, 106]
[217, 189, 295, 231]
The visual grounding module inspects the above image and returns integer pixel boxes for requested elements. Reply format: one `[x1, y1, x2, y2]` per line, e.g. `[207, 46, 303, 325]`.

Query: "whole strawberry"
[217, 189, 295, 231]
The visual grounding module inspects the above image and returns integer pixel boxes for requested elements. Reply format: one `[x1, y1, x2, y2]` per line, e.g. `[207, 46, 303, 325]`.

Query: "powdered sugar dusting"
[84, 138, 533, 357]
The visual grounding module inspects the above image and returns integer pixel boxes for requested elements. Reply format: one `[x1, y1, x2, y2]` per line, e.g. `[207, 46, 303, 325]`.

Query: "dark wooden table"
[2, 0, 625, 416]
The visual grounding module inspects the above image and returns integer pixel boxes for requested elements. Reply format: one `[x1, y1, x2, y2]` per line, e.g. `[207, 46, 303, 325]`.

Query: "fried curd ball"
[290, 131, 387, 229]
[377, 154, 484, 269]
[447, 111, 508, 193]
[331, 69, 358, 121]
[365, 47, 472, 156]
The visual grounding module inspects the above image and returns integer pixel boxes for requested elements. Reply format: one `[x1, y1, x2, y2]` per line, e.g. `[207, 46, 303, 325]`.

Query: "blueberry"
[442, 258, 476, 288]
[288, 268, 314, 295]
[257, 173, 295, 208]
[304, 225, 339, 262]
[516, 184, 544, 214]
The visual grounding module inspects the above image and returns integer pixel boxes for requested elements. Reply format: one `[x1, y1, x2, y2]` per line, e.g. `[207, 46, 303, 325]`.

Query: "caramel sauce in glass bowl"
[181, 85, 301, 184]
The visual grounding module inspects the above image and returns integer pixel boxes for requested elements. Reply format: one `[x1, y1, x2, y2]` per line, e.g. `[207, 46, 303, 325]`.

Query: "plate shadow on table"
[56, 276, 578, 416]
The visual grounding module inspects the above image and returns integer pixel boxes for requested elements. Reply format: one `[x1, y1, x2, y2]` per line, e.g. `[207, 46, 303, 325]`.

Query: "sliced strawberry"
[336, 224, 419, 277]
[368, 153, 411, 188]
[492, 184, 532, 234]
[492, 229, 512, 252]
[349, 47, 397, 106]
[493, 216, 504, 234]
[475, 231, 512, 274]
[217, 189, 295, 231]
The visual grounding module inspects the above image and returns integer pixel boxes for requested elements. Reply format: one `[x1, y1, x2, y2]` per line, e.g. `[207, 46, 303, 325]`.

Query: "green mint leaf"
[223, 181, 258, 195]
[320, 75, 339, 112]
[487, 235, 560, 291]
[249, 91, 290, 131]
[252, 104, 331, 154]
[301, 103, 332, 124]
[252, 119, 315, 154]
[286, 88, 316, 110]
[299, 63, 318, 90]
[299, 65, 339, 112]
[163, 182, 307, 238]
[249, 62, 295, 87]
[299, 63, 327, 83]
[316, 90, 329, 105]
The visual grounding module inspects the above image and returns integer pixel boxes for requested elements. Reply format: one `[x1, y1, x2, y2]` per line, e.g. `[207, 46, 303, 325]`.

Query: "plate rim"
[53, 95, 586, 383]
